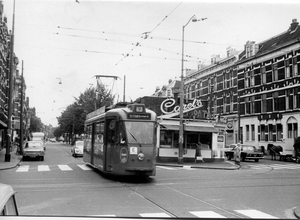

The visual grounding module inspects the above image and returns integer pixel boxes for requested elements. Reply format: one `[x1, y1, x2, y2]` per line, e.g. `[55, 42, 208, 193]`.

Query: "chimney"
[290, 19, 299, 32]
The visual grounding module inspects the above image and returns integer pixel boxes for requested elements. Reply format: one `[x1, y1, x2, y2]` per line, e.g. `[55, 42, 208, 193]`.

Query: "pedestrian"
[235, 142, 241, 166]
[195, 142, 203, 163]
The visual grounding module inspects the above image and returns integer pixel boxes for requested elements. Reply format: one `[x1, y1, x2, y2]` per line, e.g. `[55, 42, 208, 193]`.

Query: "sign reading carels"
[160, 98, 203, 115]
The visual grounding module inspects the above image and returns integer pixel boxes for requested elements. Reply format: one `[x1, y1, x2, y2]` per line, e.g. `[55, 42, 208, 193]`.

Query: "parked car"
[225, 144, 264, 162]
[23, 141, 45, 161]
[0, 183, 19, 216]
[71, 141, 84, 157]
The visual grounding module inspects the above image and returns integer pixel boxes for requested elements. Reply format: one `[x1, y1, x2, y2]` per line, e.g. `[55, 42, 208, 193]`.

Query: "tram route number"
[128, 113, 151, 120]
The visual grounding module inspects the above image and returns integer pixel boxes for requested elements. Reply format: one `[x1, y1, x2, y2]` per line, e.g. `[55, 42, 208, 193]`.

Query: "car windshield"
[1, 1, 298, 219]
[241, 146, 255, 151]
[27, 142, 43, 149]
[75, 142, 84, 147]
[125, 121, 154, 144]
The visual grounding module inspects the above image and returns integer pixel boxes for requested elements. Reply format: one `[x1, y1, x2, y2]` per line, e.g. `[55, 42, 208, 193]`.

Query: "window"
[251, 125, 255, 141]
[288, 89, 294, 110]
[260, 124, 265, 141]
[268, 124, 273, 141]
[287, 117, 298, 139]
[276, 124, 283, 141]
[246, 125, 249, 141]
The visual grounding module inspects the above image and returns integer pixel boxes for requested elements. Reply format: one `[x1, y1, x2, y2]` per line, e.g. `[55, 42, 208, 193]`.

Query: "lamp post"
[178, 15, 207, 164]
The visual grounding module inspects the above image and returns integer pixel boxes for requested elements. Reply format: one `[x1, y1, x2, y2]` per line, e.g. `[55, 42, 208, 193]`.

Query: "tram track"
[120, 181, 244, 218]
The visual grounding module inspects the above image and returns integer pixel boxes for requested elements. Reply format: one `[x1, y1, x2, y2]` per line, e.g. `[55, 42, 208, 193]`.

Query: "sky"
[2, 0, 300, 127]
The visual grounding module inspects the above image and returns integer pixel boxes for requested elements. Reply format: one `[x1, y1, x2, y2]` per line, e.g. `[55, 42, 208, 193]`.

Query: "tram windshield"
[125, 121, 154, 144]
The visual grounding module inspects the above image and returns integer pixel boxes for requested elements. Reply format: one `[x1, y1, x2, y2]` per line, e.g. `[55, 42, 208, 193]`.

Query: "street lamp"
[178, 15, 207, 164]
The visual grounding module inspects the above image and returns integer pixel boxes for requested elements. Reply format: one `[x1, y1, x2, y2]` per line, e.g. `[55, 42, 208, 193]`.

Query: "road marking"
[77, 164, 93, 170]
[38, 165, 50, 171]
[235, 209, 278, 219]
[140, 213, 171, 217]
[156, 166, 177, 170]
[58, 165, 73, 171]
[16, 165, 29, 172]
[190, 211, 226, 218]
[249, 164, 300, 170]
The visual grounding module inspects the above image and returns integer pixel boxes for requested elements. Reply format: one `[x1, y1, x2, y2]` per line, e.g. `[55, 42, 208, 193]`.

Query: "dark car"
[225, 144, 264, 162]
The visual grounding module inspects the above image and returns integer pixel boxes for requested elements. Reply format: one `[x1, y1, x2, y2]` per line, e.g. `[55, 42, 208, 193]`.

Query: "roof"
[257, 26, 300, 55]
[0, 183, 15, 211]
[240, 20, 300, 61]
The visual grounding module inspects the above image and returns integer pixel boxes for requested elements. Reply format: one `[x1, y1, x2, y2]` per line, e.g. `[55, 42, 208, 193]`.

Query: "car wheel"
[255, 159, 259, 162]
[227, 155, 231, 160]
[40, 156, 44, 161]
[241, 156, 246, 162]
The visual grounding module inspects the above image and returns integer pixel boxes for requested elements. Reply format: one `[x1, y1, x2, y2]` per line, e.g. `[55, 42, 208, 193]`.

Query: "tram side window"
[95, 122, 104, 152]
[118, 121, 126, 144]
[85, 125, 92, 140]
[107, 120, 116, 144]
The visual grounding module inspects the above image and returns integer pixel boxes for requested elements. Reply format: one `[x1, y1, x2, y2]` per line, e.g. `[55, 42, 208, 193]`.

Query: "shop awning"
[185, 124, 219, 133]
[159, 120, 179, 130]
[159, 120, 219, 133]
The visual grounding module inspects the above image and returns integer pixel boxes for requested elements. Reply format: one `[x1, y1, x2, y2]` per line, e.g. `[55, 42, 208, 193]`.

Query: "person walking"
[235, 142, 241, 166]
[195, 142, 203, 163]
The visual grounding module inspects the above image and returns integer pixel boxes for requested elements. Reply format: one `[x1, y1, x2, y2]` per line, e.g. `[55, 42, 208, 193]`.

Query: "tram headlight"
[138, 153, 145, 161]
[120, 148, 128, 163]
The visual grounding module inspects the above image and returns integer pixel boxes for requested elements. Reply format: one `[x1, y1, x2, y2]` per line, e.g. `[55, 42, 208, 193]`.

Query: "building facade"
[183, 19, 300, 156]
[0, 2, 10, 149]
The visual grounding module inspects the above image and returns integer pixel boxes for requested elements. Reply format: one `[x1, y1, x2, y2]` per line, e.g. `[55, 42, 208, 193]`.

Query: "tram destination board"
[128, 113, 151, 120]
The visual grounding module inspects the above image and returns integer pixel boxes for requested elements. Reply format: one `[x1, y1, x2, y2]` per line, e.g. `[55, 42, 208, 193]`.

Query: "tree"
[77, 82, 114, 114]
[28, 107, 44, 132]
[57, 82, 114, 144]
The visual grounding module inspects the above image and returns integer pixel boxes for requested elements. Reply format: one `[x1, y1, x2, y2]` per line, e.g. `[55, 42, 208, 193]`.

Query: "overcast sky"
[2, 0, 300, 126]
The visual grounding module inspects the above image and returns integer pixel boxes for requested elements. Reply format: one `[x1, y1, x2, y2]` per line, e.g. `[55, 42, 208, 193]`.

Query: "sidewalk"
[0, 148, 22, 170]
[157, 159, 239, 170]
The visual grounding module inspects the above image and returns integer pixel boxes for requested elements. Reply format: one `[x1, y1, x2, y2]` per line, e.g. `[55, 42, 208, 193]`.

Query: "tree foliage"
[54, 82, 114, 139]
[28, 107, 44, 132]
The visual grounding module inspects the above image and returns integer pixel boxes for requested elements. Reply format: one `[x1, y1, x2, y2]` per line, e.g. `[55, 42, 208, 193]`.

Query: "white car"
[0, 183, 19, 215]
[23, 141, 45, 161]
[71, 141, 84, 157]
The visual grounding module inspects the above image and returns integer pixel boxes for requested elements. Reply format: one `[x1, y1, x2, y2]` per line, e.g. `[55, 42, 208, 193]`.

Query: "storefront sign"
[160, 98, 203, 115]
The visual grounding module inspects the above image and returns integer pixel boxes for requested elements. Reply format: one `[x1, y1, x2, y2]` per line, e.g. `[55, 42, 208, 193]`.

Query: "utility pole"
[19, 61, 24, 155]
[123, 75, 126, 102]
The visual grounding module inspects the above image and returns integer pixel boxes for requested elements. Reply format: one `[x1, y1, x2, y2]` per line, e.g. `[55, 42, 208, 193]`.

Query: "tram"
[83, 102, 157, 176]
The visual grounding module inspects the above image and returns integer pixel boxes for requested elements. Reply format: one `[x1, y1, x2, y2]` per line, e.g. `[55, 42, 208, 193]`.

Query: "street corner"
[0, 151, 23, 170]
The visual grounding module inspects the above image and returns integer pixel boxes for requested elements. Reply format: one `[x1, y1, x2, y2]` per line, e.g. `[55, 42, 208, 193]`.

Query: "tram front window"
[125, 122, 154, 144]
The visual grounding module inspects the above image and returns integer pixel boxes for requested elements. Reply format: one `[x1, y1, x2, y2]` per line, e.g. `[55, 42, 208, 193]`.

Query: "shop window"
[160, 130, 173, 146]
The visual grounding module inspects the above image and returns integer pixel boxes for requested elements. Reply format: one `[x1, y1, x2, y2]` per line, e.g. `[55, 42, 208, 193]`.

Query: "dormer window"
[245, 41, 259, 58]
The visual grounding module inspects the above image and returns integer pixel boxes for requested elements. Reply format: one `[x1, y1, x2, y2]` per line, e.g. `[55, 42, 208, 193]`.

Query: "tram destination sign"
[128, 113, 151, 120]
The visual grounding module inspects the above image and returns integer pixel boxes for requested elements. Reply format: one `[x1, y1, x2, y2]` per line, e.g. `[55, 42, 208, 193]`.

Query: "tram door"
[105, 117, 117, 172]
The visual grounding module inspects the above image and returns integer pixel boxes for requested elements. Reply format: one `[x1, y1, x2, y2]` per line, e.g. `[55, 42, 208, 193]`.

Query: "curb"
[0, 157, 22, 171]
[156, 162, 240, 170]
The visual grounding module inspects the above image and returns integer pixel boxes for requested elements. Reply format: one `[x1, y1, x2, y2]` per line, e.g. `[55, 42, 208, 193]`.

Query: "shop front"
[156, 98, 226, 162]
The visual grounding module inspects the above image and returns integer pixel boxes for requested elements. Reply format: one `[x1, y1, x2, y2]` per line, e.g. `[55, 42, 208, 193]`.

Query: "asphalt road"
[0, 142, 299, 218]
